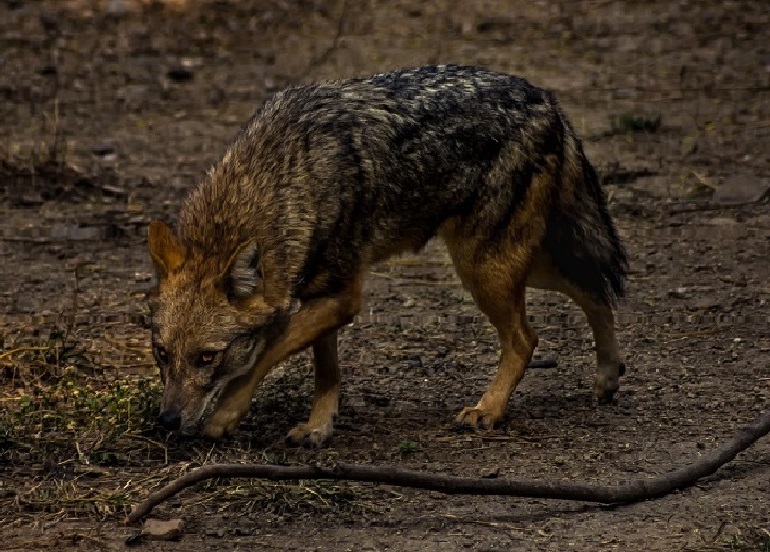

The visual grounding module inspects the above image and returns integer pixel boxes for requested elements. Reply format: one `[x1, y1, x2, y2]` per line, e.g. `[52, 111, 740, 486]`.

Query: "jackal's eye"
[154, 346, 169, 365]
[196, 350, 220, 368]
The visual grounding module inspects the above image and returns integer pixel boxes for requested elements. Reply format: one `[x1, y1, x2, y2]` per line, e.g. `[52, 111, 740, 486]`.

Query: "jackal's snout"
[157, 409, 182, 431]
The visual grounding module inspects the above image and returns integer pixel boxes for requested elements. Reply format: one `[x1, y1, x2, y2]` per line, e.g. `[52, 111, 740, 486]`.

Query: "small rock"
[134, 271, 152, 282]
[142, 518, 184, 541]
[101, 184, 126, 196]
[667, 287, 687, 299]
[406, 358, 422, 370]
[712, 175, 770, 205]
[482, 467, 500, 479]
[363, 393, 390, 407]
[709, 217, 736, 226]
[16, 194, 44, 206]
[167, 66, 194, 82]
[209, 86, 226, 105]
[106, 0, 131, 15]
[92, 144, 116, 158]
[693, 296, 720, 311]
[38, 64, 57, 76]
[680, 135, 698, 156]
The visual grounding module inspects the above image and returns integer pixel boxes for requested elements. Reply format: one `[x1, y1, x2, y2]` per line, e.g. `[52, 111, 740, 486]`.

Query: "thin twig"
[302, 0, 349, 79]
[667, 200, 768, 215]
[527, 359, 557, 369]
[0, 346, 52, 361]
[126, 407, 770, 524]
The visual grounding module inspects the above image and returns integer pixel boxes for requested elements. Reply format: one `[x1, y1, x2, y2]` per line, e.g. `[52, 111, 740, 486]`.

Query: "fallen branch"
[126, 407, 770, 525]
[0, 346, 52, 361]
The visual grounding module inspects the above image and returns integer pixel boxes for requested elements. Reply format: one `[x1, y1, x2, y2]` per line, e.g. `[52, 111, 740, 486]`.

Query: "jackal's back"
[177, 65, 623, 303]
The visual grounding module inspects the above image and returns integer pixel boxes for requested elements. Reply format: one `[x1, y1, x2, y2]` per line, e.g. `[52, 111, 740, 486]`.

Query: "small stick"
[126, 407, 770, 524]
[0, 346, 52, 361]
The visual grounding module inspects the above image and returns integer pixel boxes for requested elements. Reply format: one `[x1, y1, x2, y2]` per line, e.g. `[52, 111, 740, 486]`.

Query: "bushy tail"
[543, 129, 629, 306]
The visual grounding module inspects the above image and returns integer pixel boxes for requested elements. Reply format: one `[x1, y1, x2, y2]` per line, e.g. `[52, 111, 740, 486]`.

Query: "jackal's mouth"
[191, 383, 229, 434]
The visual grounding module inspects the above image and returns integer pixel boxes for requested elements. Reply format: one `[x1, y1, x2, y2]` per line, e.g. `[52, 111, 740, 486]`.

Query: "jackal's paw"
[594, 362, 626, 404]
[453, 406, 502, 430]
[285, 420, 334, 448]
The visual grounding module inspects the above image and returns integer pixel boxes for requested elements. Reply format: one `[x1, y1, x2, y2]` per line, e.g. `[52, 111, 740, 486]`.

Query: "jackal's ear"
[148, 220, 187, 279]
[221, 240, 263, 300]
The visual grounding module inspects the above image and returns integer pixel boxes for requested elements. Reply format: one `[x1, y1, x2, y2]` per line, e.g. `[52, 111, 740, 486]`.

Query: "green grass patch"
[609, 112, 663, 134]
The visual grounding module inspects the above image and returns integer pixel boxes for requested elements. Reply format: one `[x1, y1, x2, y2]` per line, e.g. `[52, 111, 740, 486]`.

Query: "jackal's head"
[146, 220, 288, 438]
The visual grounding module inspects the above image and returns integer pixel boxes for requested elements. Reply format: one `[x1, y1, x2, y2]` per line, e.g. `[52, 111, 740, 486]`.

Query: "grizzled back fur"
[175, 64, 627, 308]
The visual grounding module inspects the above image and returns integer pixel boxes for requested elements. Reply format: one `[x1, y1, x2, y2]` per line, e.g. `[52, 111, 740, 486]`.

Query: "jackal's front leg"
[204, 278, 362, 440]
[286, 330, 340, 447]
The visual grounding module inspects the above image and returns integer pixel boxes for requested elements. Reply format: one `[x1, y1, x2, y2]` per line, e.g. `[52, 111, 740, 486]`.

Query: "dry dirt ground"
[1, 0, 769, 550]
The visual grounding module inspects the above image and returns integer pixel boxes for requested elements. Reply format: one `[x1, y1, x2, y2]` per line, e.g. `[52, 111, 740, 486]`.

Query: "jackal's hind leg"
[568, 288, 625, 403]
[286, 330, 340, 447]
[527, 253, 625, 403]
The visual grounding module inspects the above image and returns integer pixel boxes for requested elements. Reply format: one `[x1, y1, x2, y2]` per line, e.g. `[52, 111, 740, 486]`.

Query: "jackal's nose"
[158, 411, 181, 431]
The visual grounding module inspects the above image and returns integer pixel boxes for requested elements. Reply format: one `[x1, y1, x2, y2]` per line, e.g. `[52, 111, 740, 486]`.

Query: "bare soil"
[1, 1, 769, 550]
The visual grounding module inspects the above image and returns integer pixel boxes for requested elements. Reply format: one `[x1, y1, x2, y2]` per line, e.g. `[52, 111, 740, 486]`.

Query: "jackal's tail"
[543, 126, 629, 306]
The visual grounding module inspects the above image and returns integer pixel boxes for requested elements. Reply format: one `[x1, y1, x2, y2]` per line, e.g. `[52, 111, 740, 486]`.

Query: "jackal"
[147, 64, 629, 447]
